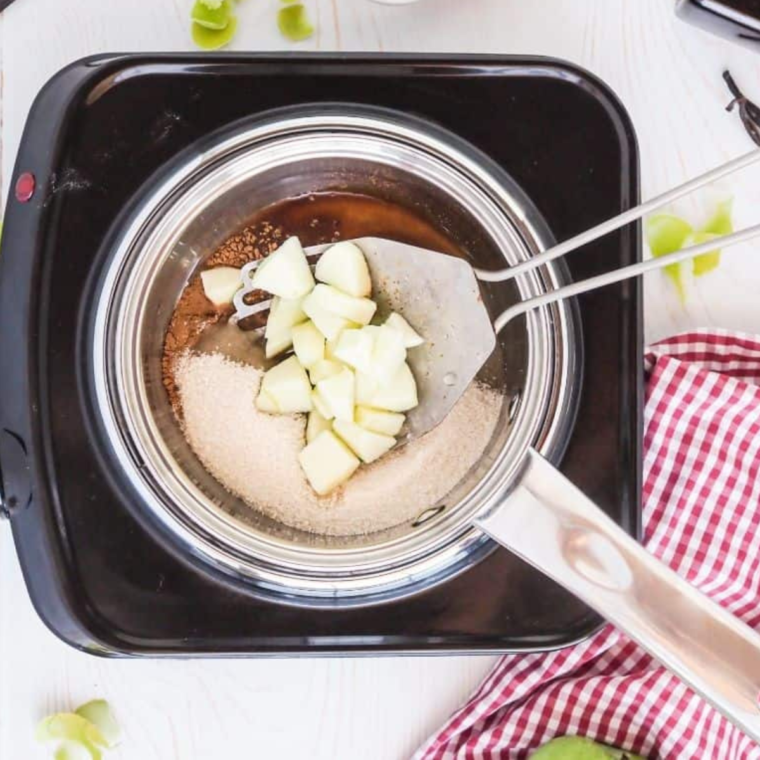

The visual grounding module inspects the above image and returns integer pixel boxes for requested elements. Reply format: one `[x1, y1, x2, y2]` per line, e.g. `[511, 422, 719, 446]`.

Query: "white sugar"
[176, 352, 503, 536]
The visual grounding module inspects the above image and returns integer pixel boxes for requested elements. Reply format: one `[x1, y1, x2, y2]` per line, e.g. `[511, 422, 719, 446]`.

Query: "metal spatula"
[234, 149, 760, 439]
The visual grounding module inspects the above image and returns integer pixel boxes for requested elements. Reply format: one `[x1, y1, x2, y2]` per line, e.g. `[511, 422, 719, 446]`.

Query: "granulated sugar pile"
[176, 352, 503, 536]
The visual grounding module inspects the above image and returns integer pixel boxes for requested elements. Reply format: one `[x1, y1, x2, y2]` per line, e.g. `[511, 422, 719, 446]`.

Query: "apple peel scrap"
[253, 237, 424, 494]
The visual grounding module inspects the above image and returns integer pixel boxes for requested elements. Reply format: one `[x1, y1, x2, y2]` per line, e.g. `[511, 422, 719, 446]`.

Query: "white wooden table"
[2, 1, 760, 758]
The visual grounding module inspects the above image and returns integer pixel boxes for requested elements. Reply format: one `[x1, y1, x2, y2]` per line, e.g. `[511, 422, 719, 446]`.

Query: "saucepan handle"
[475, 448, 760, 743]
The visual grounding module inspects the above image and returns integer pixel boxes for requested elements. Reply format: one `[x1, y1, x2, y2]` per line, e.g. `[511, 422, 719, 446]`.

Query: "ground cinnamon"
[161, 221, 284, 410]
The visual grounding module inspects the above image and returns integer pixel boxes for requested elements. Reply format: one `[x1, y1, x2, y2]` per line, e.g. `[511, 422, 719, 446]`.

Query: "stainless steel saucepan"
[90, 106, 760, 741]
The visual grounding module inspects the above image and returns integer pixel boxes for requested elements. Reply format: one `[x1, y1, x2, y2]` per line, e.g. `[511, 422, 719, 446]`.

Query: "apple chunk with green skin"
[315, 367, 355, 422]
[258, 356, 312, 413]
[306, 408, 332, 443]
[307, 284, 377, 326]
[370, 362, 418, 412]
[251, 237, 315, 299]
[299, 430, 360, 495]
[315, 241, 372, 297]
[384, 312, 425, 348]
[355, 406, 405, 436]
[200, 266, 242, 307]
[291, 320, 325, 368]
[333, 420, 396, 464]
[265, 296, 307, 358]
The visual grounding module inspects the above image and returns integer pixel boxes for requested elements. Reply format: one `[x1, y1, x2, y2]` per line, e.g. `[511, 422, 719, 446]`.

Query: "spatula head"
[351, 237, 496, 439]
[232, 237, 497, 440]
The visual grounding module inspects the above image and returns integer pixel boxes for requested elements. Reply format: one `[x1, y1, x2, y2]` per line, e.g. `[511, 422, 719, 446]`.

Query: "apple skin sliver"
[191, 0, 233, 29]
[75, 700, 122, 748]
[191, 15, 239, 49]
[36, 714, 107, 746]
[277, 3, 315, 42]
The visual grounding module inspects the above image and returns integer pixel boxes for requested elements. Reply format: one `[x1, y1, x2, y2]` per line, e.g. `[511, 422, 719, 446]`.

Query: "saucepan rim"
[89, 104, 582, 605]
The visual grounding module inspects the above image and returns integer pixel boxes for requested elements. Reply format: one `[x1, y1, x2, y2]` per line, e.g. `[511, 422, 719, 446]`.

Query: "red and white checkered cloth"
[416, 330, 760, 760]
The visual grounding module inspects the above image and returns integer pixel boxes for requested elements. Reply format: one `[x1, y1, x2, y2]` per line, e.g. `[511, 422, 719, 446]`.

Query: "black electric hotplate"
[0, 54, 642, 656]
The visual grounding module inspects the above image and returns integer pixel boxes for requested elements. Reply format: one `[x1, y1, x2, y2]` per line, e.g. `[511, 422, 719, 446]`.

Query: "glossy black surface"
[0, 55, 642, 656]
[677, 0, 760, 49]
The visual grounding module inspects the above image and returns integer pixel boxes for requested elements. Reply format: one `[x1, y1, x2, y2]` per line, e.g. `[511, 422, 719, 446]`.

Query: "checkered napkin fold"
[416, 330, 760, 760]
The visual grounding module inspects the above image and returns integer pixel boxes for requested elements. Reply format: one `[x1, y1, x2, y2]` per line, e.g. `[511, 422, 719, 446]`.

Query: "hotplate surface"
[0, 54, 642, 655]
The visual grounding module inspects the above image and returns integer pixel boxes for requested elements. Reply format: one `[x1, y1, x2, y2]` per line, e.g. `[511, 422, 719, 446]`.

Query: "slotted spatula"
[234, 149, 760, 439]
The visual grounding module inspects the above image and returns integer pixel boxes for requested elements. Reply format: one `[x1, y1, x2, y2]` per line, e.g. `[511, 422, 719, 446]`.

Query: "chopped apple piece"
[325, 337, 340, 361]
[243, 231, 422, 488]
[315, 367, 355, 422]
[355, 407, 405, 436]
[299, 430, 360, 495]
[259, 355, 312, 413]
[370, 362, 418, 412]
[267, 296, 307, 335]
[255, 389, 280, 414]
[306, 408, 332, 443]
[355, 371, 378, 406]
[291, 320, 325, 368]
[302, 291, 354, 341]
[384, 312, 424, 348]
[366, 325, 407, 384]
[265, 331, 294, 360]
[314, 241, 372, 297]
[333, 420, 396, 464]
[309, 359, 343, 385]
[265, 296, 307, 357]
[200, 266, 242, 307]
[311, 389, 334, 420]
[251, 237, 315, 299]
[333, 328, 375, 375]
[307, 284, 376, 326]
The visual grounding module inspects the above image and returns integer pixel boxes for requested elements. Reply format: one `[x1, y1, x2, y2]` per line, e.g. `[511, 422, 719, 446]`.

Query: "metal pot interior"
[93, 109, 580, 603]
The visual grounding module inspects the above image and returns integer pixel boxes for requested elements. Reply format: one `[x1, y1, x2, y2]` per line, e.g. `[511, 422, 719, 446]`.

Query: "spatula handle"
[491, 221, 760, 333]
[476, 449, 760, 743]
[475, 148, 760, 284]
